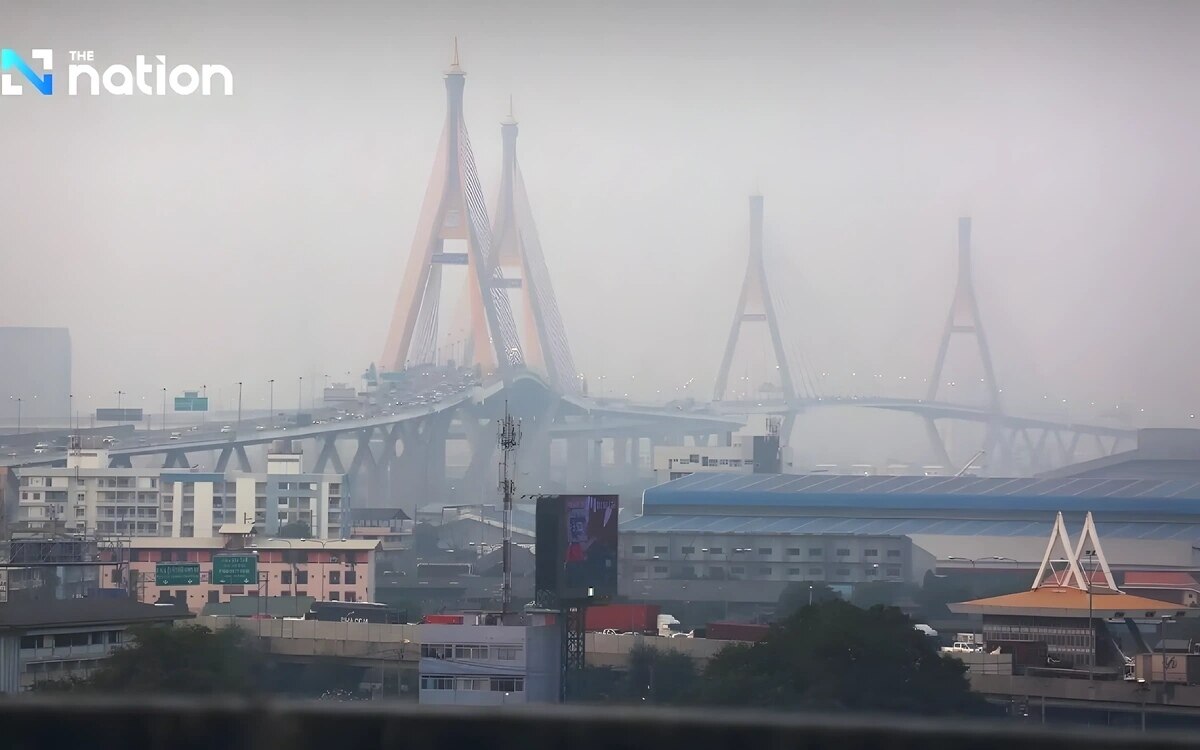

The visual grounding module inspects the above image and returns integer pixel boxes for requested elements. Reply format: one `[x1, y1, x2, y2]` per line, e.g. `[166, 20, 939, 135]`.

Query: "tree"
[776, 581, 839, 618]
[627, 643, 696, 705]
[694, 599, 990, 716]
[850, 581, 915, 609]
[277, 521, 312, 539]
[35, 625, 268, 694]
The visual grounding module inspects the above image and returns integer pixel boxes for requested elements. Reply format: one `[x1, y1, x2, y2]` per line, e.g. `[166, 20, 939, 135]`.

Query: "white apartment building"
[652, 415, 784, 483]
[419, 618, 560, 705]
[16, 448, 347, 540]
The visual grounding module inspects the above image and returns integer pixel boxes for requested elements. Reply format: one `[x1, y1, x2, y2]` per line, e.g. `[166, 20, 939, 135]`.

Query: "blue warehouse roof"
[641, 472, 1200, 516]
[620, 514, 1200, 541]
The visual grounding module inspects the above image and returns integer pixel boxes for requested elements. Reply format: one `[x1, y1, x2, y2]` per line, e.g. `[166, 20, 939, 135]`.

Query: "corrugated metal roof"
[620, 514, 1200, 541]
[643, 472, 1200, 514]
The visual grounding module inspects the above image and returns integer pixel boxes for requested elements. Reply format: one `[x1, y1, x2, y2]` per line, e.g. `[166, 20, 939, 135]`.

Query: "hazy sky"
[3, 0, 1199, 439]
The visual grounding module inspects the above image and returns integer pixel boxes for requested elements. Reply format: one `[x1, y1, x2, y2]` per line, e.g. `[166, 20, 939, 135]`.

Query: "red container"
[705, 621, 770, 642]
[421, 614, 465, 625]
[585, 604, 660, 634]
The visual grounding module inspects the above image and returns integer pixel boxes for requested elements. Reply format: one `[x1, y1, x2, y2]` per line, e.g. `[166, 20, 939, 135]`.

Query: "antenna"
[498, 402, 521, 615]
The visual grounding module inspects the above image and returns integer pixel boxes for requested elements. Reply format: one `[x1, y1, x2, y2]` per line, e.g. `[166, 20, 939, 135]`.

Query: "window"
[866, 566, 878, 576]
[864, 549, 878, 557]
[654, 566, 668, 574]
[281, 570, 292, 584]
[730, 566, 744, 575]
[20, 635, 43, 650]
[344, 592, 356, 602]
[490, 677, 524, 692]
[836, 548, 850, 557]
[886, 567, 901, 577]
[758, 548, 772, 555]
[329, 592, 340, 601]
[708, 547, 724, 555]
[786, 548, 801, 556]
[654, 546, 669, 554]
[632, 545, 646, 554]
[297, 571, 308, 585]
[632, 565, 647, 575]
[208, 590, 219, 603]
[758, 567, 772, 576]
[455, 645, 488, 659]
[808, 548, 822, 556]
[345, 571, 356, 585]
[835, 568, 850, 576]
[420, 676, 454, 690]
[329, 571, 341, 584]
[421, 644, 453, 659]
[458, 678, 488, 691]
[886, 550, 902, 558]
[494, 646, 520, 660]
[787, 568, 801, 576]
[681, 546, 695, 554]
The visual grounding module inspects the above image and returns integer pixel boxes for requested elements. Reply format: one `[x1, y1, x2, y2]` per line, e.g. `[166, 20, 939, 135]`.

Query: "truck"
[585, 604, 660, 634]
[704, 621, 770, 642]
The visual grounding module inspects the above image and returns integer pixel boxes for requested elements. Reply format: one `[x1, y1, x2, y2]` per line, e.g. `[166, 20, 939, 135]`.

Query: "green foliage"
[627, 643, 697, 704]
[34, 624, 268, 695]
[695, 599, 991, 716]
[776, 581, 840, 619]
[277, 521, 312, 539]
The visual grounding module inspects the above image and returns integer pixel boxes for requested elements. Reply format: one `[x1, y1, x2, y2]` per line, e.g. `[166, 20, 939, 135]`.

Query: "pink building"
[123, 528, 380, 612]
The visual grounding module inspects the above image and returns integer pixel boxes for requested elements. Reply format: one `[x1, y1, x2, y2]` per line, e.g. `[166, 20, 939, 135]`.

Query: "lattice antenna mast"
[497, 403, 521, 615]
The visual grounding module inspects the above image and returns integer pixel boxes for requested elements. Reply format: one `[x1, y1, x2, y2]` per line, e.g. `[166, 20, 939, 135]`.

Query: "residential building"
[348, 507, 413, 573]
[124, 530, 380, 613]
[0, 597, 191, 693]
[15, 447, 348, 540]
[419, 616, 559, 705]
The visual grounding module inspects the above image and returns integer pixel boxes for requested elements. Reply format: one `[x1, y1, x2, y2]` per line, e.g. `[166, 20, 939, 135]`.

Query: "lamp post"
[10, 396, 21, 436]
[1083, 549, 1096, 681]
[1136, 677, 1149, 731]
[298, 376, 303, 421]
[269, 379, 275, 428]
[237, 382, 243, 432]
[162, 387, 167, 432]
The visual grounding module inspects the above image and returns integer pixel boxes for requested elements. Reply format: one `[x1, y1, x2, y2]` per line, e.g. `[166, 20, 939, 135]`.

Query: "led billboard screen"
[535, 494, 618, 604]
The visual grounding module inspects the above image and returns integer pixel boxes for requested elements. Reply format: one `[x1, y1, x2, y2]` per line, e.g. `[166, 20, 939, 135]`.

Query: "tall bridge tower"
[489, 101, 579, 394]
[713, 195, 797, 404]
[925, 217, 1004, 469]
[380, 43, 524, 375]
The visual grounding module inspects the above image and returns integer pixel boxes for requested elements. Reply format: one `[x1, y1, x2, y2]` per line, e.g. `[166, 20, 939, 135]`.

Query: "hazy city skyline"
[4, 1, 1198, 442]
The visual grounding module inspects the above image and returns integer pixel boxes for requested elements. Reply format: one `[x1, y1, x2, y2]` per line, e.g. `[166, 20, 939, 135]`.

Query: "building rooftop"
[948, 587, 1193, 619]
[0, 597, 192, 631]
[129, 536, 380, 551]
[621, 513, 1200, 541]
[642, 472, 1200, 514]
[352, 508, 412, 523]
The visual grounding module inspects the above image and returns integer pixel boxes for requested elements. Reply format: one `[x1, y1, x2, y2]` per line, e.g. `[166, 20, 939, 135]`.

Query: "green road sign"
[174, 396, 209, 412]
[155, 562, 200, 586]
[212, 554, 257, 585]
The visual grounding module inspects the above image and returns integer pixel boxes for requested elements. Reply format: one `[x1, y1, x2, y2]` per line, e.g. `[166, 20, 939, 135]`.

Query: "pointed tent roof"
[950, 510, 1196, 618]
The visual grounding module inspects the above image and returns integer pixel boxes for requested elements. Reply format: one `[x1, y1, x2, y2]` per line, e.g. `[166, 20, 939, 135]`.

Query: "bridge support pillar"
[163, 450, 190, 469]
[923, 418, 952, 471]
[566, 438, 589, 489]
[215, 445, 252, 473]
[313, 435, 345, 474]
[108, 454, 133, 469]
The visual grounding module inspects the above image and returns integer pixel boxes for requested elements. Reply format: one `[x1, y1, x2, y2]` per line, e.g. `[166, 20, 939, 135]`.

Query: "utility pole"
[498, 403, 521, 616]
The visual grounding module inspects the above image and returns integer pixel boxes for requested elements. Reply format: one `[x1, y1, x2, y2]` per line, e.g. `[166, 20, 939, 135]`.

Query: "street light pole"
[1084, 549, 1095, 681]
[237, 382, 243, 432]
[298, 376, 303, 420]
[269, 379, 275, 428]
[162, 387, 167, 432]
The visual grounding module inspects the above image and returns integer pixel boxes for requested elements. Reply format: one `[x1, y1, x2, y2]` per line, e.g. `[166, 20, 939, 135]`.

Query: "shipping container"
[421, 614, 465, 625]
[705, 621, 770, 642]
[585, 604, 660, 633]
[1135, 653, 1200, 685]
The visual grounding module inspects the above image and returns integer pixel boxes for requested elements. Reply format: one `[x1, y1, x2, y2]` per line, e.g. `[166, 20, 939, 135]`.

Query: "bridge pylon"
[380, 42, 524, 375]
[489, 100, 579, 393]
[925, 217, 1005, 471]
[713, 196, 797, 405]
